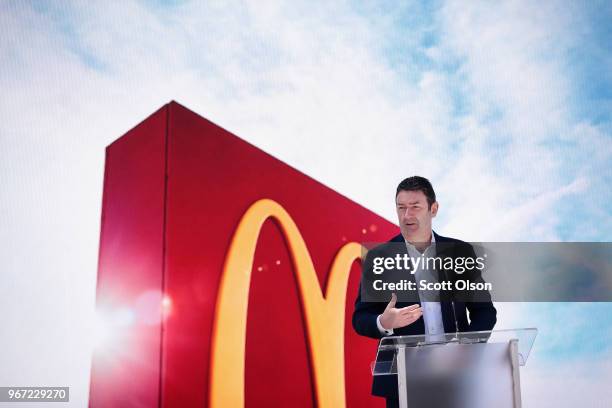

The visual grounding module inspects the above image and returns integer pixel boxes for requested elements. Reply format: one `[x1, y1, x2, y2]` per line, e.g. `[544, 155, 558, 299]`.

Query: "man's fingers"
[398, 313, 422, 327]
[397, 304, 420, 312]
[398, 306, 421, 315]
[400, 311, 422, 321]
[397, 310, 423, 326]
[385, 293, 397, 311]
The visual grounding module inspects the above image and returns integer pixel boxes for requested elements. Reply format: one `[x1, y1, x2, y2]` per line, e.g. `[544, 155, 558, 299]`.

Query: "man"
[352, 176, 497, 408]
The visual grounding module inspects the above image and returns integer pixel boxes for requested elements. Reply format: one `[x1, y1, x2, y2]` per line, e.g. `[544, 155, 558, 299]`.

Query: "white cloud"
[522, 355, 612, 408]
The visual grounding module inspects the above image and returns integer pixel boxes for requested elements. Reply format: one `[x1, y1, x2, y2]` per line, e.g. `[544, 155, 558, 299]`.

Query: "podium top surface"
[373, 328, 537, 375]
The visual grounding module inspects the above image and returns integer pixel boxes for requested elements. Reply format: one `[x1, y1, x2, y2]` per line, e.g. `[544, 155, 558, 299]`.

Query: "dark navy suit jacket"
[351, 232, 497, 399]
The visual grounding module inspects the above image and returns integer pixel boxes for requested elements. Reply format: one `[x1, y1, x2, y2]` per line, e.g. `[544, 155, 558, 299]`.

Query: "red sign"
[90, 101, 398, 407]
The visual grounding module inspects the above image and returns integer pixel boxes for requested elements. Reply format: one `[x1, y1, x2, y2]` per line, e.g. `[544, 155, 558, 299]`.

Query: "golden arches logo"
[210, 199, 362, 407]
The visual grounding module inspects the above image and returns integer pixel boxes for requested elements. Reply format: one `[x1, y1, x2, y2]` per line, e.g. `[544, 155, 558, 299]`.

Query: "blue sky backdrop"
[1, 1, 611, 407]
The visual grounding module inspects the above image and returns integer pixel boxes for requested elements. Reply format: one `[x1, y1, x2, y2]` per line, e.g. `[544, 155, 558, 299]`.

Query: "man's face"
[396, 190, 438, 241]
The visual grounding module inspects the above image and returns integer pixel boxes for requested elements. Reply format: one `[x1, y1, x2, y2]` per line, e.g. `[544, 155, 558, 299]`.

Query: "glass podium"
[372, 328, 537, 408]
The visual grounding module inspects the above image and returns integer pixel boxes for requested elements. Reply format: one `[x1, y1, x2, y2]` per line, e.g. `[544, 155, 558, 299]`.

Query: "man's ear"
[430, 202, 439, 217]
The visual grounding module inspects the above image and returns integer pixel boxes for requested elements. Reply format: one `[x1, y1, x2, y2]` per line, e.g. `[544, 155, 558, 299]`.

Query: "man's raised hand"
[379, 293, 422, 330]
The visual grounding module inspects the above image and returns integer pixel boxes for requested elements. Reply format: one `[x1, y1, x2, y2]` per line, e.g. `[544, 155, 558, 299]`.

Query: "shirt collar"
[404, 231, 435, 253]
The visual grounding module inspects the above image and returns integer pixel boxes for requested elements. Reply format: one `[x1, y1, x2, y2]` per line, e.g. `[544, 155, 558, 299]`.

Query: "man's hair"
[396, 176, 436, 208]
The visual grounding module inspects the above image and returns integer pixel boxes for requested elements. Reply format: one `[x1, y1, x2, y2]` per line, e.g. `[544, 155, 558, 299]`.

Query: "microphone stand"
[439, 248, 459, 341]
